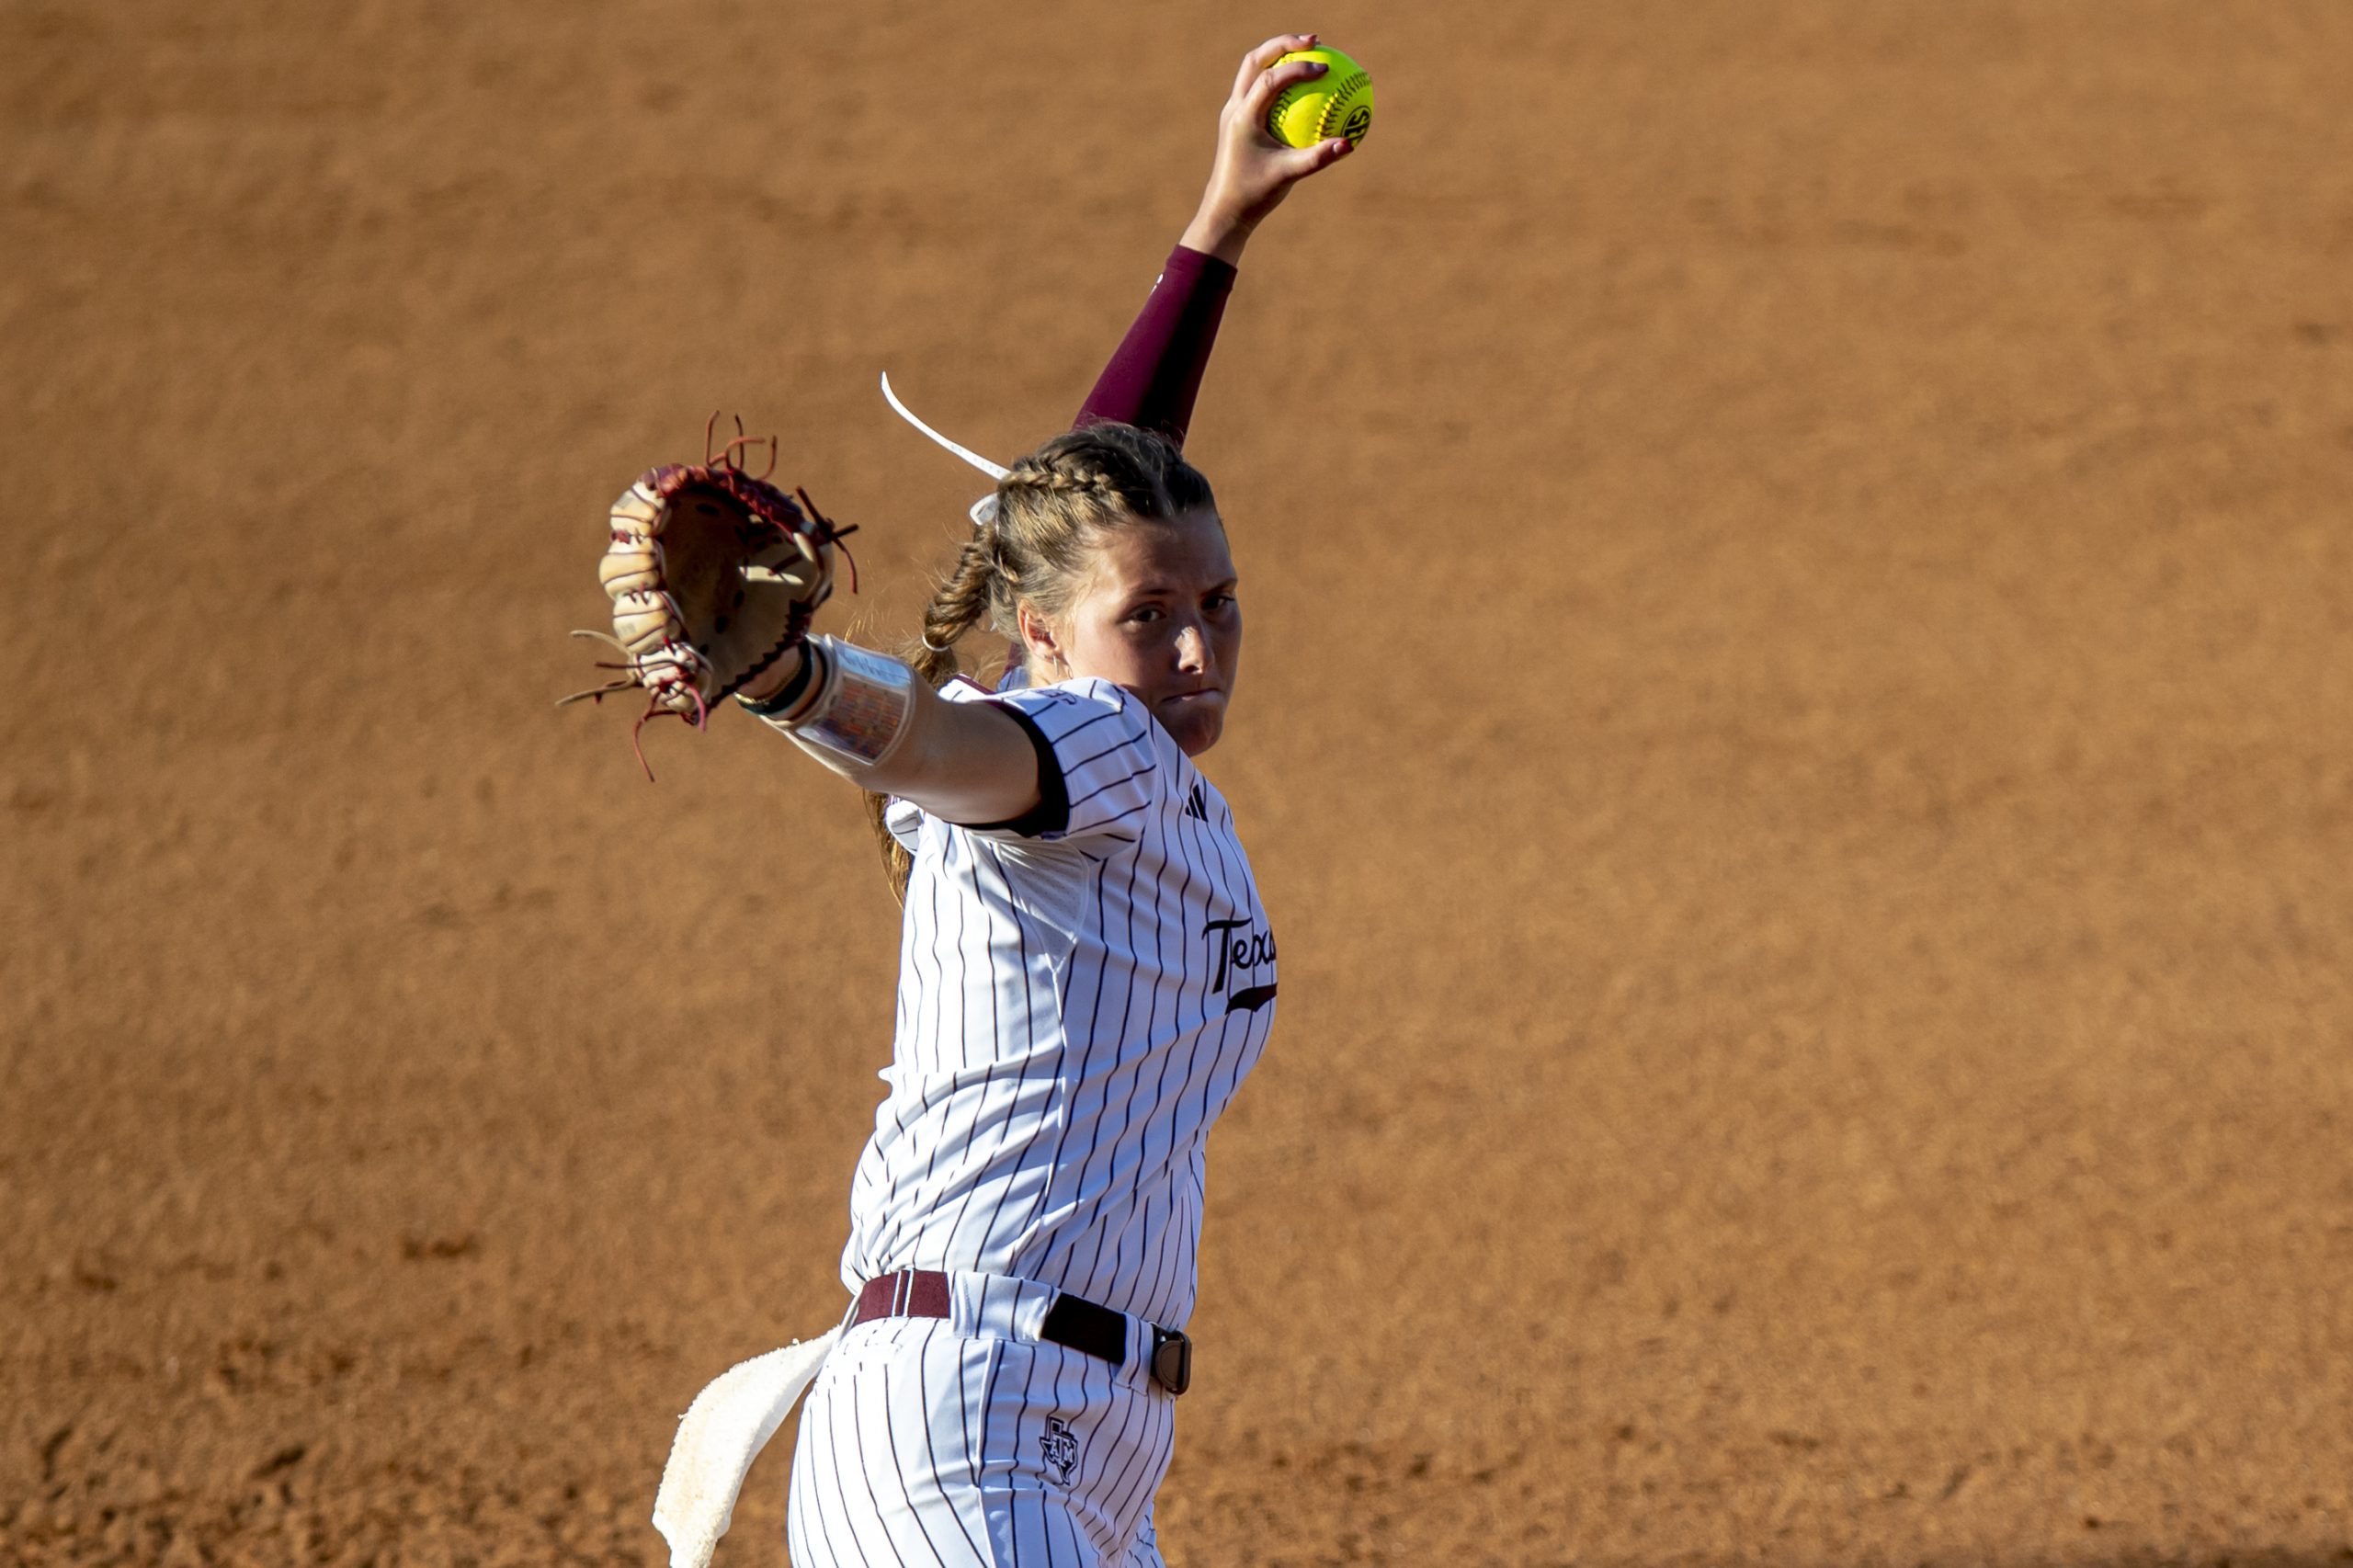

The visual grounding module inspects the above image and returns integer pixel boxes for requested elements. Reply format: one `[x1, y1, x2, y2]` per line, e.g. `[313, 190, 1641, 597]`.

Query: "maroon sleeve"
[1073, 244, 1238, 447]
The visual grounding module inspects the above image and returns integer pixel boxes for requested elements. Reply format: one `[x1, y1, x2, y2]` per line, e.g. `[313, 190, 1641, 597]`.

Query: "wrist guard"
[737, 636, 915, 767]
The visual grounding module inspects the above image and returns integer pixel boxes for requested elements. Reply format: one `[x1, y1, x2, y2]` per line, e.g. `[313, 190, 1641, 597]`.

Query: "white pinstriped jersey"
[847, 676, 1279, 1331]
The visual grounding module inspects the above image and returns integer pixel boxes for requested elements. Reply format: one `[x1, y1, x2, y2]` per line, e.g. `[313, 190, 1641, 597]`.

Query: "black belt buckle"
[1150, 1327, 1192, 1396]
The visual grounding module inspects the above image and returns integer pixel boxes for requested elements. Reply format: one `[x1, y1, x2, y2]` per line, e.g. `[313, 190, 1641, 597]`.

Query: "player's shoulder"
[990, 674, 1138, 713]
[938, 674, 997, 706]
[922, 675, 1170, 847]
[941, 671, 1132, 711]
[990, 676, 1157, 746]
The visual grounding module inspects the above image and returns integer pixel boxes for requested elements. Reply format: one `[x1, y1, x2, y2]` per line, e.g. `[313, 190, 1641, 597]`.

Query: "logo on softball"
[1040, 1415, 1081, 1485]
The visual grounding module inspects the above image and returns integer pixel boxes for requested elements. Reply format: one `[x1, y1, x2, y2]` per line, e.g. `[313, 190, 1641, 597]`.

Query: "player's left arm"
[734, 641, 1044, 824]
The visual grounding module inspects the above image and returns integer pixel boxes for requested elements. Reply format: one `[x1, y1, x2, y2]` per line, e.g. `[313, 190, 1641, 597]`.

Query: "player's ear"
[1017, 602, 1067, 674]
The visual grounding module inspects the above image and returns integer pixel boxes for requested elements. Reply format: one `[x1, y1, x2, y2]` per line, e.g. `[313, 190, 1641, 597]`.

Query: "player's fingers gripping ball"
[1267, 45, 1373, 149]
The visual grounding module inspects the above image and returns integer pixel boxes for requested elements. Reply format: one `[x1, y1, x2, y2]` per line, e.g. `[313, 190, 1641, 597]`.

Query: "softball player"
[724, 36, 1352, 1567]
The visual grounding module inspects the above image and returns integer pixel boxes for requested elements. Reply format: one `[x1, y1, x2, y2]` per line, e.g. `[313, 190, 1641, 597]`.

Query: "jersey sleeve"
[947, 677, 1163, 844]
[1072, 244, 1237, 446]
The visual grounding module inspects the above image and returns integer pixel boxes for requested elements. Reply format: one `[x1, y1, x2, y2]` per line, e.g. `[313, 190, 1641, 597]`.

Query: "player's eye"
[1125, 605, 1165, 624]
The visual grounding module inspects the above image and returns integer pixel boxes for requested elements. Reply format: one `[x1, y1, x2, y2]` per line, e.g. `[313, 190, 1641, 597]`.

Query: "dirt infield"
[6, 2, 2350, 1563]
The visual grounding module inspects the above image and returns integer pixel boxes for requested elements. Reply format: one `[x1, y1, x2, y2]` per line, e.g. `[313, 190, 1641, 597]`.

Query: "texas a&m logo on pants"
[1040, 1415, 1081, 1485]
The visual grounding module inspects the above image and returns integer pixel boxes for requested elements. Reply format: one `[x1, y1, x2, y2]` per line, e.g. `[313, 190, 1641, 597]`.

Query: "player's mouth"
[1154, 685, 1230, 756]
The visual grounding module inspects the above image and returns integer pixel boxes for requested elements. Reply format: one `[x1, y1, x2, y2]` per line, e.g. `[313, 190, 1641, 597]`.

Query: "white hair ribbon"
[880, 373, 1008, 528]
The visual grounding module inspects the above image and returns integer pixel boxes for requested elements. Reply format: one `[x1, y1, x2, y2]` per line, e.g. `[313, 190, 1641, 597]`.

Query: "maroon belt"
[851, 1269, 1192, 1396]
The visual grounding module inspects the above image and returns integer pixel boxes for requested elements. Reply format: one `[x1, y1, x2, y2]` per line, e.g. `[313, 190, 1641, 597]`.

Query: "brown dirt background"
[6, 1, 2351, 1563]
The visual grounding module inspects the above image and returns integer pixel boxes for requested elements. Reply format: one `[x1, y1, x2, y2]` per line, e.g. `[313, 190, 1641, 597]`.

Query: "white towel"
[651, 1326, 842, 1568]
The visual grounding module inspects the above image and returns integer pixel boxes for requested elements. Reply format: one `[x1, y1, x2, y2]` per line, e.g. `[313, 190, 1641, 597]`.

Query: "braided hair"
[864, 422, 1217, 898]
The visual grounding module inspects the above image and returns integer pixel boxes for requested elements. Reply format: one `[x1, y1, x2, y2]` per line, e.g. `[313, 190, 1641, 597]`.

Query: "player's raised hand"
[1179, 33, 1356, 264]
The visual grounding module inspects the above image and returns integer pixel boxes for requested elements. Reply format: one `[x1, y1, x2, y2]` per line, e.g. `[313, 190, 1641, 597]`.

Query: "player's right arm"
[1074, 34, 1354, 440]
[1178, 33, 1357, 265]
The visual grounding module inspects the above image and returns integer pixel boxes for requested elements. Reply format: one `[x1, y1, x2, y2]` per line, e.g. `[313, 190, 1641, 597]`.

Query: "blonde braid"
[1000, 463, 1118, 500]
[861, 528, 1013, 898]
[913, 533, 1002, 687]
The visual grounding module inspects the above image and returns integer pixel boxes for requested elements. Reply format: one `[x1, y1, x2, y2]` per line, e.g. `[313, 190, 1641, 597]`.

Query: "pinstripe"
[1008, 1342, 1048, 1568]
[1135, 1508, 1167, 1568]
[1108, 1358, 1162, 1553]
[1066, 759, 1157, 812]
[1176, 798, 1245, 1126]
[788, 1392, 824, 1565]
[1128, 1191, 1174, 1326]
[1070, 797, 1153, 836]
[1077, 826, 1184, 1307]
[1035, 703, 1119, 748]
[910, 1335, 980, 1561]
[804, 1361, 864, 1568]
[1125, 1510, 1162, 1568]
[1089, 1354, 1161, 1545]
[1049, 1498, 1089, 1566]
[963, 846, 1049, 1255]
[1040, 805, 1154, 1297]
[1128, 1411, 1176, 1559]
[1003, 853, 1116, 1270]
[817, 1350, 878, 1566]
[979, 1321, 1020, 1568]
[1121, 822, 1200, 1317]
[807, 1385, 863, 1567]
[864, 1350, 955, 1568]
[957, 1343, 989, 1547]
[938, 837, 1008, 1252]
[842, 1338, 900, 1562]
[1122, 785, 1222, 1323]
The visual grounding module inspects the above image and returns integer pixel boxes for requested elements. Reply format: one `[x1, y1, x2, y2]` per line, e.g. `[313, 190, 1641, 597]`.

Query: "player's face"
[1040, 509, 1242, 756]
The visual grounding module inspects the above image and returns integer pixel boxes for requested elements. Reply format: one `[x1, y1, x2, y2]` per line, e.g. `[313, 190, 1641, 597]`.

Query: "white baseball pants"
[787, 1271, 1176, 1567]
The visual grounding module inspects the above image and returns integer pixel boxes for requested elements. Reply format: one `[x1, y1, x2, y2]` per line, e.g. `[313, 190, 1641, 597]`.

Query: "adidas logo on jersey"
[1182, 781, 1209, 822]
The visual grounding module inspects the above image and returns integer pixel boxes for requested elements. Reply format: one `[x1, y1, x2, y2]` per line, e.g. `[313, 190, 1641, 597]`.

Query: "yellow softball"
[1267, 45, 1373, 150]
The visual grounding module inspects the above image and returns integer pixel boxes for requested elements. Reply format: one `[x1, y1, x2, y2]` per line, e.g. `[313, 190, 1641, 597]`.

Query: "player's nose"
[1174, 622, 1209, 672]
